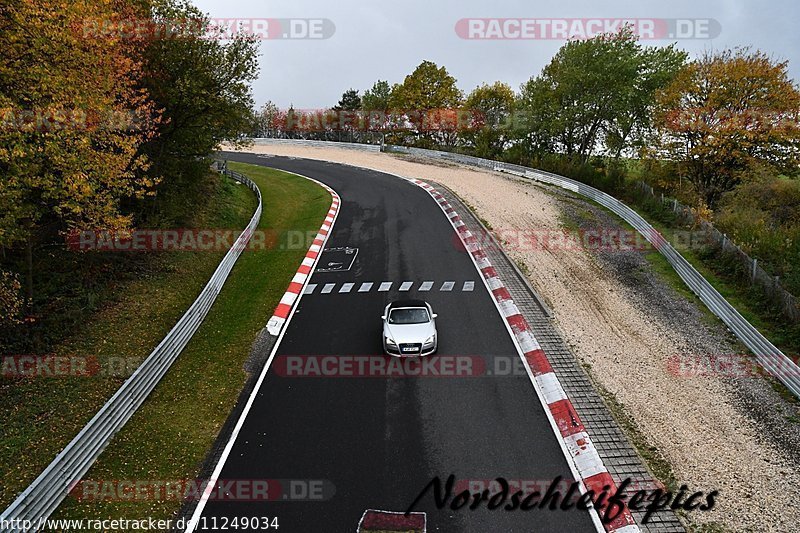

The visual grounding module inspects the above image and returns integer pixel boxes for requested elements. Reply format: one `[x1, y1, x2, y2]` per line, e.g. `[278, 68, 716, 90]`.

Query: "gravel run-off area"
[221, 143, 800, 532]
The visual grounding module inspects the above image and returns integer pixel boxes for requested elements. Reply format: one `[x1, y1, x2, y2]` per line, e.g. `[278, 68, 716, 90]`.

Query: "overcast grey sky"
[192, 0, 800, 109]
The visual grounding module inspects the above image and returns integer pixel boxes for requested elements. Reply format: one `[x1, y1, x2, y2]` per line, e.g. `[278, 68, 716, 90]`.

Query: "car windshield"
[389, 308, 430, 325]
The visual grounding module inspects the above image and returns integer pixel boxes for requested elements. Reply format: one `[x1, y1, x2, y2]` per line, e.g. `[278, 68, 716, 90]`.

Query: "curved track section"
[190, 153, 603, 532]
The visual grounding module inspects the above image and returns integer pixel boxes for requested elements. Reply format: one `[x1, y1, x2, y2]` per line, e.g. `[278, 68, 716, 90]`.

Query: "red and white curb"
[266, 183, 341, 336]
[410, 178, 640, 533]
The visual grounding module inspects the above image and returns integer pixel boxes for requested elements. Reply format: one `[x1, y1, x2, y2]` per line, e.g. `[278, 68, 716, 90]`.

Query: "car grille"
[399, 343, 422, 355]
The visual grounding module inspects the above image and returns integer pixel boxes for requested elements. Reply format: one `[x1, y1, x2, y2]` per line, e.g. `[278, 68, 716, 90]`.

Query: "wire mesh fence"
[636, 182, 800, 323]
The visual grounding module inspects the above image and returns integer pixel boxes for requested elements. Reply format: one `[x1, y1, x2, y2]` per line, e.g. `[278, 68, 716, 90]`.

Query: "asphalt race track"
[192, 153, 598, 532]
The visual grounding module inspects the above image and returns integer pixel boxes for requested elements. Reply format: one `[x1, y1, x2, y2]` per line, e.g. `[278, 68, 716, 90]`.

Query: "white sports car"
[381, 299, 438, 356]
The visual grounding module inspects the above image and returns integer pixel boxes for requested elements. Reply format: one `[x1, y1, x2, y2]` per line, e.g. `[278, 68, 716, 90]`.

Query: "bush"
[0, 271, 23, 328]
[716, 177, 800, 295]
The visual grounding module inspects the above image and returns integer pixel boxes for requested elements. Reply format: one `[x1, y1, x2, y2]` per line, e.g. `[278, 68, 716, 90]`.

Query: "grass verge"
[0, 172, 254, 507]
[559, 182, 799, 359]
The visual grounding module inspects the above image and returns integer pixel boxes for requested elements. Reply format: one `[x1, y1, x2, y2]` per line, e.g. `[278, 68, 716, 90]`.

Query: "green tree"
[653, 49, 800, 208]
[516, 28, 685, 162]
[251, 101, 280, 137]
[362, 80, 392, 132]
[0, 0, 160, 303]
[330, 89, 361, 137]
[605, 45, 687, 157]
[716, 172, 800, 292]
[390, 60, 463, 110]
[333, 89, 362, 111]
[0, 0, 260, 346]
[462, 82, 515, 158]
[514, 77, 559, 158]
[389, 60, 463, 147]
[362, 80, 392, 113]
[140, 0, 259, 211]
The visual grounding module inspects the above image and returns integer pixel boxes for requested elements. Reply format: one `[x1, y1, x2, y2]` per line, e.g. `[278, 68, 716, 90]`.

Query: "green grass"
[643, 251, 712, 315]
[522, 156, 799, 356]
[0, 173, 255, 508]
[637, 213, 800, 361]
[0, 164, 330, 525]
[558, 182, 800, 406]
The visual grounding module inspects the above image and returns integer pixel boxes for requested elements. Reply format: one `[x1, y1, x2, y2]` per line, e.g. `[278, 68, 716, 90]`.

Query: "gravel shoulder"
[221, 143, 800, 532]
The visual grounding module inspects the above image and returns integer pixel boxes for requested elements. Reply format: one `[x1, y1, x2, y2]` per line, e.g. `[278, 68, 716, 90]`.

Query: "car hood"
[384, 322, 435, 343]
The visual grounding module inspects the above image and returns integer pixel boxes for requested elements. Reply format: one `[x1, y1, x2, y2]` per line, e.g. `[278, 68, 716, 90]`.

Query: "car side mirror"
[381, 315, 386, 320]
[432, 313, 438, 319]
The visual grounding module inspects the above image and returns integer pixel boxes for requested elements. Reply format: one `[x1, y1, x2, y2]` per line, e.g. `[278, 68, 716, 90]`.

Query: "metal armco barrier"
[0, 167, 262, 531]
[382, 143, 800, 400]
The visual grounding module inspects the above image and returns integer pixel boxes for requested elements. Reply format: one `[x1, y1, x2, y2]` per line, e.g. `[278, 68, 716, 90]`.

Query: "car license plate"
[402, 347, 417, 352]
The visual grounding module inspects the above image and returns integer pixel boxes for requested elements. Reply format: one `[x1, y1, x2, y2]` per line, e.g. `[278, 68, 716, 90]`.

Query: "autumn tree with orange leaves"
[0, 0, 258, 339]
[0, 0, 160, 245]
[652, 49, 800, 208]
[0, 0, 160, 309]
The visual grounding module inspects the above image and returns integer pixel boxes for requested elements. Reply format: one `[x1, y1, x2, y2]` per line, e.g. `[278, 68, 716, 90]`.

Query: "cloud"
[192, 0, 800, 108]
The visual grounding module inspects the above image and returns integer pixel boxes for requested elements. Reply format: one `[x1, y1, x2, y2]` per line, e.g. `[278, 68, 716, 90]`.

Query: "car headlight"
[385, 336, 396, 346]
[423, 335, 436, 346]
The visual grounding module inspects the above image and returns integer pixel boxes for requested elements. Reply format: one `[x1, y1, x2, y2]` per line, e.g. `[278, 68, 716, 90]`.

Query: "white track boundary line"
[185, 169, 340, 532]
[248, 154, 615, 532]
